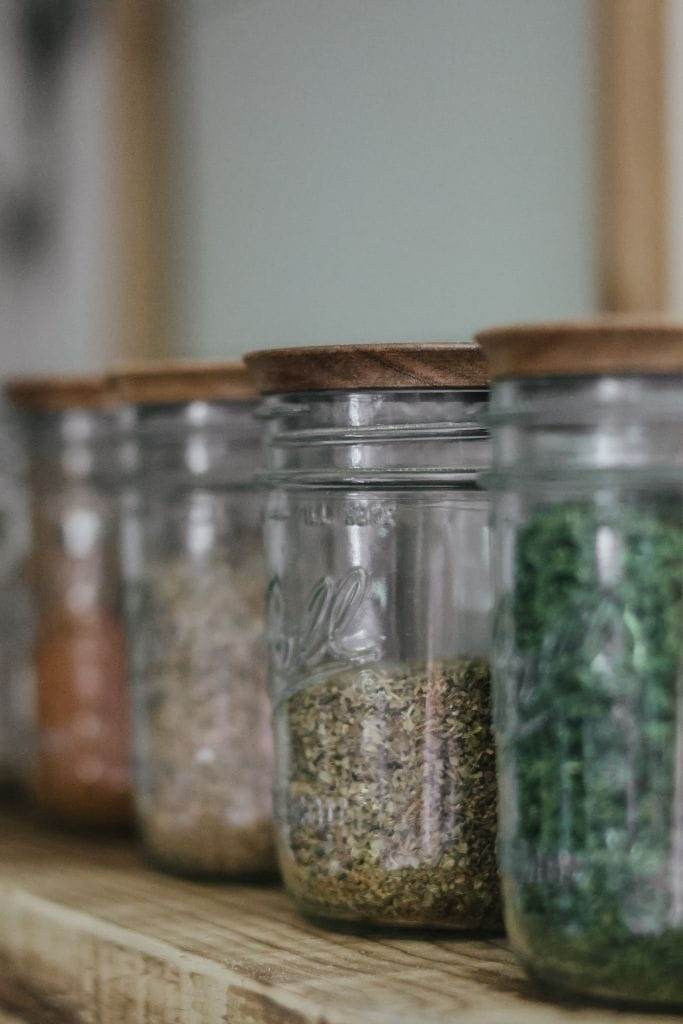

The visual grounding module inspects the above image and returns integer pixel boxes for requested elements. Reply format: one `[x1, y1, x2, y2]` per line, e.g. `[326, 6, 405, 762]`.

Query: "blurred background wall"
[175, 0, 595, 356]
[0, 0, 676, 376]
[0, 1, 114, 375]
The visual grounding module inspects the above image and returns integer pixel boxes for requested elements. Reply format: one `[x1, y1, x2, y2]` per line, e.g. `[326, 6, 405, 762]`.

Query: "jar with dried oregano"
[7, 376, 132, 828]
[479, 321, 683, 1008]
[112, 363, 275, 878]
[246, 343, 500, 929]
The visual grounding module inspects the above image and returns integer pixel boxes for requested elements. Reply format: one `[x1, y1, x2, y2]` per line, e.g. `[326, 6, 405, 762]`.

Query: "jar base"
[523, 959, 683, 1014]
[0, 775, 23, 802]
[289, 891, 503, 935]
[279, 849, 502, 934]
[34, 806, 135, 837]
[34, 776, 134, 832]
[141, 845, 280, 884]
[139, 817, 278, 881]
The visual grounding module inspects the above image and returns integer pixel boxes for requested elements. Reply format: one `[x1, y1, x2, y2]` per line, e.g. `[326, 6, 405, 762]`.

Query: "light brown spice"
[134, 549, 276, 877]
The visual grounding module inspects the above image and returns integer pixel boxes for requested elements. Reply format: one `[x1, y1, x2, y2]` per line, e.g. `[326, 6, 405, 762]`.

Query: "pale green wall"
[175, 0, 596, 359]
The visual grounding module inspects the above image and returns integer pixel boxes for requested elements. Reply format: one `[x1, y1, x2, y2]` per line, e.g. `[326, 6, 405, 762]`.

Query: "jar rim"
[484, 373, 683, 426]
[258, 388, 490, 487]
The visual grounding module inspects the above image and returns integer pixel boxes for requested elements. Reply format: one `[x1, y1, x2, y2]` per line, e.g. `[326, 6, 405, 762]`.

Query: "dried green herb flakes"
[500, 499, 683, 1003]
[276, 657, 500, 928]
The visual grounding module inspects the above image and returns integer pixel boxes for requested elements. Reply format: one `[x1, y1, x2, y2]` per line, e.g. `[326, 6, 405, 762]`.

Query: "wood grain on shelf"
[0, 814, 679, 1024]
[0, 1008, 29, 1024]
[0, 973, 68, 1024]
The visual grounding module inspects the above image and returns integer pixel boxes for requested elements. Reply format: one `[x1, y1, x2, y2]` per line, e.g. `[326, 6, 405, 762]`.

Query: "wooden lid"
[476, 319, 683, 380]
[244, 343, 489, 394]
[5, 374, 111, 412]
[109, 360, 255, 404]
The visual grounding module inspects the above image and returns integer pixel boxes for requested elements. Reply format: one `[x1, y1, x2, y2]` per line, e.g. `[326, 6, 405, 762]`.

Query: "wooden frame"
[111, 0, 172, 362]
[597, 0, 668, 313]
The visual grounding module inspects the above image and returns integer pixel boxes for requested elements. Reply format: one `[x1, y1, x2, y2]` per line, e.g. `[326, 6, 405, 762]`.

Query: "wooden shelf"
[0, 813, 679, 1024]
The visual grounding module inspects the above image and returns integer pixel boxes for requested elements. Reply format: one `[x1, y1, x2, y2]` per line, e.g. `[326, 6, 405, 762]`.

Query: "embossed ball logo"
[267, 567, 383, 697]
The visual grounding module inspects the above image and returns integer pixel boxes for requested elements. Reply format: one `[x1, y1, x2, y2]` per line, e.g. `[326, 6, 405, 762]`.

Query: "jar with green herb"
[246, 343, 499, 930]
[478, 321, 683, 1007]
[112, 363, 275, 878]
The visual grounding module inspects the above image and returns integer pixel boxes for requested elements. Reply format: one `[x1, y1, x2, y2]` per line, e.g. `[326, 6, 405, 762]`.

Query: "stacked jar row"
[0, 322, 680, 1010]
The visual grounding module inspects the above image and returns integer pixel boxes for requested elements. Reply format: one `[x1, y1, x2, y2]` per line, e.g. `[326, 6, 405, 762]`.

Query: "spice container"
[246, 343, 499, 929]
[7, 376, 131, 827]
[477, 321, 683, 1007]
[112, 363, 275, 878]
[0, 397, 34, 793]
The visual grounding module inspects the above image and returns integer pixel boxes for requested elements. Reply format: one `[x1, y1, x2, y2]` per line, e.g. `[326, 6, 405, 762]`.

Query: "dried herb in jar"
[502, 499, 683, 1003]
[276, 657, 500, 928]
[134, 548, 276, 877]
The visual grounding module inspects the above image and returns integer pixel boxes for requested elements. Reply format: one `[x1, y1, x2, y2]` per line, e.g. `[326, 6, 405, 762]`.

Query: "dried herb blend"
[276, 657, 500, 928]
[500, 499, 683, 1003]
[134, 549, 276, 877]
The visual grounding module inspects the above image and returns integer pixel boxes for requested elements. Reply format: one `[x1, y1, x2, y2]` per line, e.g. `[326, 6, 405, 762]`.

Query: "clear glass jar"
[0, 397, 35, 794]
[247, 343, 499, 929]
[114, 364, 275, 878]
[479, 323, 683, 1007]
[11, 378, 132, 828]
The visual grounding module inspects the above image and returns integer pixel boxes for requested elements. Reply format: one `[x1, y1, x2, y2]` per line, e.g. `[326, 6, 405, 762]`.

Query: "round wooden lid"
[5, 374, 112, 412]
[109, 360, 255, 404]
[244, 342, 489, 394]
[476, 319, 683, 380]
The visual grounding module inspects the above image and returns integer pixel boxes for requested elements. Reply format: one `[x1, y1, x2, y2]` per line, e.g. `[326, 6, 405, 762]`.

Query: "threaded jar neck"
[23, 407, 116, 484]
[259, 388, 490, 488]
[485, 374, 683, 488]
[117, 399, 261, 490]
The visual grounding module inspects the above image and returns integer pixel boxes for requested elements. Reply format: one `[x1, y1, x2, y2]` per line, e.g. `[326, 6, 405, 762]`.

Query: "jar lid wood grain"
[476, 320, 683, 380]
[245, 343, 489, 393]
[5, 374, 112, 412]
[109, 361, 255, 404]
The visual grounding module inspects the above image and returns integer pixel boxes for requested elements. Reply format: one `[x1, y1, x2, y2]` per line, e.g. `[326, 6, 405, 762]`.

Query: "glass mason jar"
[112, 363, 275, 878]
[0, 396, 35, 794]
[246, 343, 499, 929]
[8, 376, 132, 828]
[478, 322, 683, 1007]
